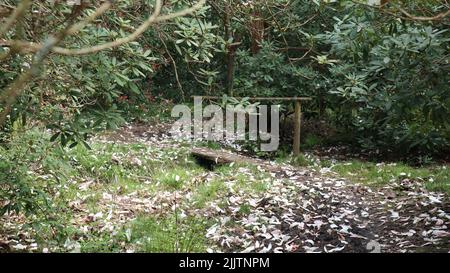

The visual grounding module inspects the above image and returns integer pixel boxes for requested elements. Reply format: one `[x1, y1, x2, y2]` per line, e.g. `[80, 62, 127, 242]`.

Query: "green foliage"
[234, 43, 316, 97]
[0, 129, 65, 216]
[0, 156, 41, 216]
[1, 1, 157, 148]
[174, 17, 222, 63]
[316, 12, 450, 155]
[304, 134, 324, 149]
[331, 160, 450, 195]
[2, 0, 448, 157]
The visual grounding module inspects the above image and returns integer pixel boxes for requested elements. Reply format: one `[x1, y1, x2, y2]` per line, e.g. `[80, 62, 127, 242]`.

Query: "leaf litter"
[1, 123, 449, 253]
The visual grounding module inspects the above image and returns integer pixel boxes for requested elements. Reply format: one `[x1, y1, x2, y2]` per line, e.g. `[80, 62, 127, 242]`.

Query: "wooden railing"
[193, 96, 312, 155]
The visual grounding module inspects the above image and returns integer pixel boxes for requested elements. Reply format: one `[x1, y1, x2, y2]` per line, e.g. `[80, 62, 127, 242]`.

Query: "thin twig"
[158, 30, 185, 102]
[0, 0, 32, 38]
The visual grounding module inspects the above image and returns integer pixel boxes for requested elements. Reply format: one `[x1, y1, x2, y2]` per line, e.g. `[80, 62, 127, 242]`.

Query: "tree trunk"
[224, 5, 240, 96]
[249, 10, 264, 54]
[226, 36, 240, 96]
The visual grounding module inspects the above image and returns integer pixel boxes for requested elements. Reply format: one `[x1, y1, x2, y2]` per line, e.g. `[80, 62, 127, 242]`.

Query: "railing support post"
[293, 101, 302, 156]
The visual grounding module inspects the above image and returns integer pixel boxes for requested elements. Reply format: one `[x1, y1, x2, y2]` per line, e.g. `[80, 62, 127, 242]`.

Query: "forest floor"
[1, 122, 449, 253]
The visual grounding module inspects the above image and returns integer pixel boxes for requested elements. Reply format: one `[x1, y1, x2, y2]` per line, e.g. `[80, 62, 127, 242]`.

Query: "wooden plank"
[191, 148, 234, 165]
[191, 147, 284, 172]
[293, 101, 302, 156]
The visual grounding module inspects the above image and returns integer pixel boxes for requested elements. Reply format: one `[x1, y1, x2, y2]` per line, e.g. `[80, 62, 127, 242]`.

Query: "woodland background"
[0, 0, 449, 253]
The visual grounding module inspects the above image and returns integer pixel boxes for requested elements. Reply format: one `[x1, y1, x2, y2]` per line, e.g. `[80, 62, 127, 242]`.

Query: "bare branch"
[0, 0, 208, 127]
[0, 0, 207, 56]
[0, 0, 32, 38]
[51, 0, 163, 55]
[65, 1, 113, 36]
[350, 0, 450, 22]
[398, 7, 450, 21]
[53, 0, 207, 55]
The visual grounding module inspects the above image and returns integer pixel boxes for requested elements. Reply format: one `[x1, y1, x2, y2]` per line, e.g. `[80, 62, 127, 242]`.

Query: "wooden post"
[293, 101, 302, 156]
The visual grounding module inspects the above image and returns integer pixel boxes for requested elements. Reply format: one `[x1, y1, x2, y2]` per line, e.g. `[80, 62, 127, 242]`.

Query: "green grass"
[192, 180, 226, 208]
[275, 152, 316, 167]
[152, 166, 204, 191]
[215, 163, 270, 192]
[190, 163, 271, 208]
[238, 204, 252, 215]
[197, 140, 222, 150]
[273, 147, 449, 196]
[422, 167, 450, 194]
[153, 168, 186, 190]
[331, 160, 450, 194]
[79, 235, 123, 253]
[129, 216, 210, 253]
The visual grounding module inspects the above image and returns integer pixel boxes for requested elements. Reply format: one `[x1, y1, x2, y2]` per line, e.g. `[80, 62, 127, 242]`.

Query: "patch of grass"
[237, 176, 269, 193]
[154, 169, 186, 190]
[292, 154, 314, 167]
[190, 162, 270, 209]
[66, 142, 200, 193]
[79, 235, 123, 253]
[215, 163, 270, 193]
[214, 162, 250, 175]
[331, 160, 450, 194]
[129, 216, 210, 253]
[84, 193, 102, 210]
[192, 180, 226, 208]
[275, 153, 315, 167]
[319, 159, 333, 168]
[152, 166, 204, 191]
[68, 144, 124, 182]
[424, 167, 450, 194]
[198, 140, 222, 150]
[238, 204, 252, 215]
